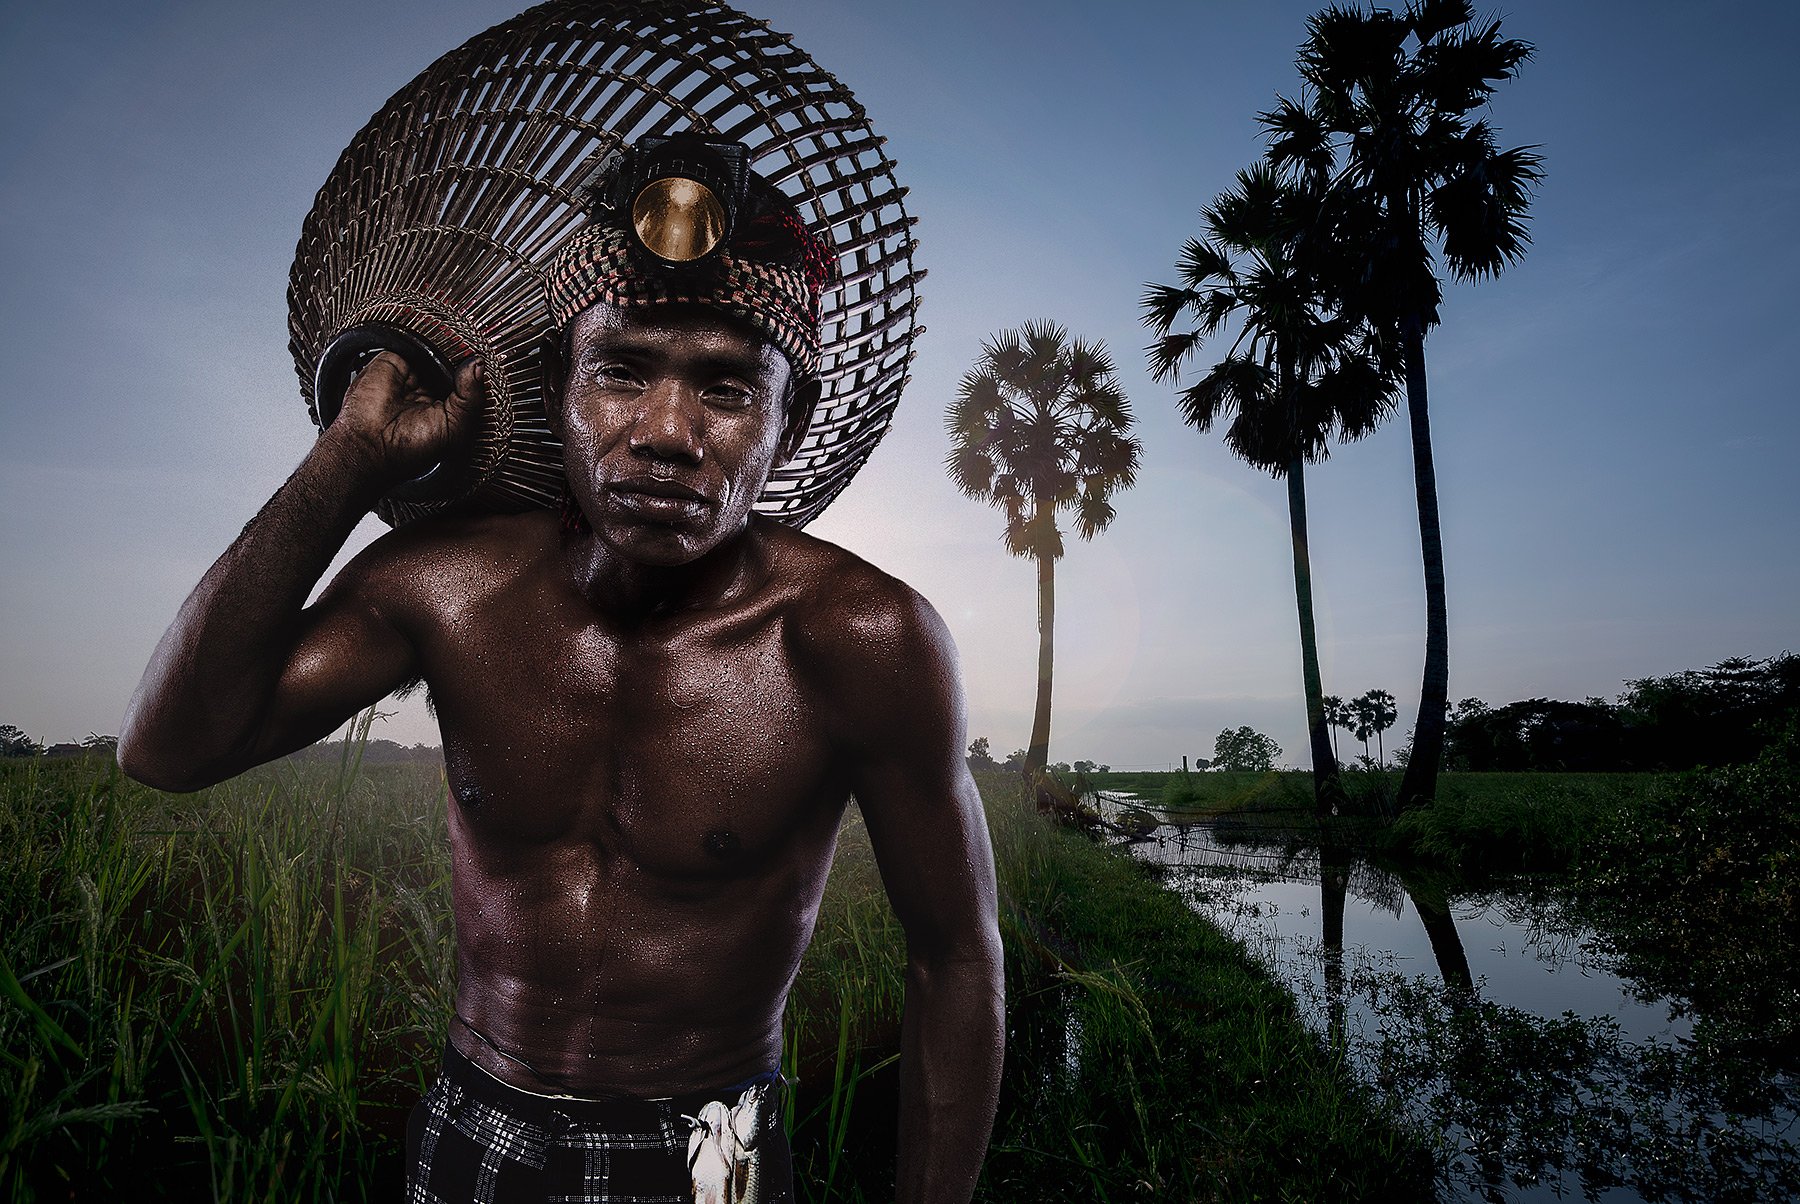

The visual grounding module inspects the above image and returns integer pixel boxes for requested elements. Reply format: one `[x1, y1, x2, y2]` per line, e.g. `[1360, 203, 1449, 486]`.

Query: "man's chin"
[590, 514, 742, 567]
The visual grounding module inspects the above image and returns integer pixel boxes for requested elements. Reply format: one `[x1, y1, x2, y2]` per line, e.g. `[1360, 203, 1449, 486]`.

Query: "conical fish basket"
[288, 0, 921, 527]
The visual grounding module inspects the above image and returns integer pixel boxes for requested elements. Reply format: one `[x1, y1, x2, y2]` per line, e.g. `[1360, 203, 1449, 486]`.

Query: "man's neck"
[561, 520, 769, 622]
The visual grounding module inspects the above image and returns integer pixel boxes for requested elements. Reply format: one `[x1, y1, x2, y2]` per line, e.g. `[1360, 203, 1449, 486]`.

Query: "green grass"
[0, 747, 451, 1201]
[1090, 767, 1666, 879]
[1, 751, 1431, 1202]
[1381, 772, 1660, 876]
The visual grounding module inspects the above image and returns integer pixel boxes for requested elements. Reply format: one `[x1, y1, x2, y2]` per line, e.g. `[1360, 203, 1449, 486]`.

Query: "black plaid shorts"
[405, 1043, 793, 1203]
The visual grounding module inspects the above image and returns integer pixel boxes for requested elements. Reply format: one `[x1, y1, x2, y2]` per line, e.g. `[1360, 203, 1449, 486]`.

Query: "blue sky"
[2, 1, 1797, 768]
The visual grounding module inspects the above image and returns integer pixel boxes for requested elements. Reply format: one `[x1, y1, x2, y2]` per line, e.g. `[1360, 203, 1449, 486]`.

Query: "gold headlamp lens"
[631, 176, 727, 263]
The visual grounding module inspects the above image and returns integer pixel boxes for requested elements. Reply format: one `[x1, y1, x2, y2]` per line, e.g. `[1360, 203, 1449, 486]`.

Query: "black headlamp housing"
[582, 134, 753, 270]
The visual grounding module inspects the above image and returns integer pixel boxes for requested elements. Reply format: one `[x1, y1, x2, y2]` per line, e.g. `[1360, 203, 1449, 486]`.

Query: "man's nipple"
[703, 829, 741, 859]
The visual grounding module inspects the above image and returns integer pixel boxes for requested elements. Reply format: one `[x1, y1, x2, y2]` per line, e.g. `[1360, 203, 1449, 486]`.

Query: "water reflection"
[1098, 794, 1800, 1203]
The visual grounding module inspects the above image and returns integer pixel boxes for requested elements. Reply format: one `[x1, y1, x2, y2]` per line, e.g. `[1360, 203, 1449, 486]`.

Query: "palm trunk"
[1025, 551, 1055, 772]
[1397, 313, 1449, 809]
[1285, 456, 1346, 815]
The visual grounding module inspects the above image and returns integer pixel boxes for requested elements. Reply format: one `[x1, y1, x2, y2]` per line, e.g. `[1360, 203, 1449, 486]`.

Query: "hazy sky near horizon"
[3, 1, 1797, 768]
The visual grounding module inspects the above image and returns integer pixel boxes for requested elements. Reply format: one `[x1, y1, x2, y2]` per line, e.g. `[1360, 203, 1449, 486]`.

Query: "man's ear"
[776, 376, 821, 467]
[540, 331, 567, 433]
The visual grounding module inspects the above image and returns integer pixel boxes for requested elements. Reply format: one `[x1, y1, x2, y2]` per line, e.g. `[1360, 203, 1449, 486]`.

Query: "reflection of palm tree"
[1144, 164, 1397, 815]
[1398, 868, 1473, 999]
[947, 321, 1142, 772]
[1263, 1, 1541, 809]
[1318, 827, 1352, 1048]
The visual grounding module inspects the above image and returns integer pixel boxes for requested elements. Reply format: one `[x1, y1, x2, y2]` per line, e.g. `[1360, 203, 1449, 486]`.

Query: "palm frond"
[1073, 490, 1117, 541]
[1298, 5, 1408, 102]
[1145, 330, 1205, 384]
[1259, 94, 1335, 186]
[944, 443, 997, 498]
[1179, 355, 1271, 433]
[1427, 137, 1543, 279]
[1406, 0, 1475, 45]
[1418, 20, 1535, 111]
[1176, 238, 1235, 289]
[1139, 283, 1199, 337]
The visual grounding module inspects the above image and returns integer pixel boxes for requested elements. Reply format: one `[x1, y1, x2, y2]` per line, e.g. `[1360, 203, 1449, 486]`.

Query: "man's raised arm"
[117, 354, 481, 791]
[814, 579, 1005, 1204]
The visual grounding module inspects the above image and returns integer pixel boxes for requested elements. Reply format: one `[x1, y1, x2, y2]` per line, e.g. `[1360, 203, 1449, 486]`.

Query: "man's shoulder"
[760, 520, 953, 680]
[331, 508, 561, 609]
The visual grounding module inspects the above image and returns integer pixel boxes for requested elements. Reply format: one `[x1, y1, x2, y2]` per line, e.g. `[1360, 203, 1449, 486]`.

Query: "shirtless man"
[117, 146, 1004, 1203]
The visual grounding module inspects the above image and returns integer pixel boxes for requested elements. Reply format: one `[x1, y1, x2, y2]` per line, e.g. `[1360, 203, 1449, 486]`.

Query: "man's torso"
[380, 509, 889, 1096]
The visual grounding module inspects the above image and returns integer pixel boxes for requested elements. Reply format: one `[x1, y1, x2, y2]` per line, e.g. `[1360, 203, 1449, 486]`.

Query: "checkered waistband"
[441, 1041, 779, 1128]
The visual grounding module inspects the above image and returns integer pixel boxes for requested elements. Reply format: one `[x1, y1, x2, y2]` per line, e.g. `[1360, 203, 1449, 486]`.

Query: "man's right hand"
[324, 352, 485, 488]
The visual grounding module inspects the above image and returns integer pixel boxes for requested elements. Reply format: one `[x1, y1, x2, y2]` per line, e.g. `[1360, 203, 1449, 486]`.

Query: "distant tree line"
[0, 727, 441, 768]
[964, 737, 1109, 777]
[284, 738, 443, 767]
[0, 729, 114, 759]
[1442, 654, 1800, 772]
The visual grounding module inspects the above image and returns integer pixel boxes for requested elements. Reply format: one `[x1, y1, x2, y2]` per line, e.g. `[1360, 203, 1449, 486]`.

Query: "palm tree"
[1359, 687, 1398, 765]
[1143, 163, 1398, 815]
[1262, 0, 1542, 809]
[1351, 693, 1376, 763]
[1322, 694, 1352, 764]
[946, 321, 1142, 772]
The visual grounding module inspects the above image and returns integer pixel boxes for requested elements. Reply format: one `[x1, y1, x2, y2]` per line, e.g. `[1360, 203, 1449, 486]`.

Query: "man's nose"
[627, 382, 704, 464]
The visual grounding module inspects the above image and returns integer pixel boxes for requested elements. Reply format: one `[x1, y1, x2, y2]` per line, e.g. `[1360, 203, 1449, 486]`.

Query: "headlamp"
[586, 134, 751, 268]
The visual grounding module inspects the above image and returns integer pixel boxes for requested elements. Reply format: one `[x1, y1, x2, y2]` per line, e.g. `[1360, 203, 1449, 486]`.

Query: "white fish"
[686, 1080, 769, 1204]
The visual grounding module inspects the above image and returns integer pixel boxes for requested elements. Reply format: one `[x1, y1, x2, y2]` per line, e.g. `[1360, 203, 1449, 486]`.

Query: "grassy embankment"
[1087, 766, 1661, 876]
[1, 749, 1430, 1202]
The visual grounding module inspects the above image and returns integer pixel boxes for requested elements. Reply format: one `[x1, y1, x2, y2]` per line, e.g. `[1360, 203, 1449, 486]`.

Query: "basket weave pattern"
[287, 0, 922, 528]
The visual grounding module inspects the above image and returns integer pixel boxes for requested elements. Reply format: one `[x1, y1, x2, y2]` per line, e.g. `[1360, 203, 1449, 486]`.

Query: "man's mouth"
[606, 474, 712, 519]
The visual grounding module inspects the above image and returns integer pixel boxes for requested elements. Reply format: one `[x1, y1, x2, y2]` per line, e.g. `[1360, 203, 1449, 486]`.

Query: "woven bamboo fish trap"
[288, 0, 921, 527]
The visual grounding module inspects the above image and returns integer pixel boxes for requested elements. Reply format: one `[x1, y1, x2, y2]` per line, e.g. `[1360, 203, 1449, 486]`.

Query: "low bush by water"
[1573, 716, 1800, 1065]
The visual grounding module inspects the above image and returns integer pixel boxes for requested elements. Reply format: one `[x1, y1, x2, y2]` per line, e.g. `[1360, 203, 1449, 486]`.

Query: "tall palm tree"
[946, 321, 1142, 772]
[1143, 163, 1398, 815]
[1262, 0, 1542, 809]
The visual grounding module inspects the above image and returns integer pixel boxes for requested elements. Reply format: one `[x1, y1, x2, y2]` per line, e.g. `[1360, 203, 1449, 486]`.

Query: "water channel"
[1095, 792, 1799, 1203]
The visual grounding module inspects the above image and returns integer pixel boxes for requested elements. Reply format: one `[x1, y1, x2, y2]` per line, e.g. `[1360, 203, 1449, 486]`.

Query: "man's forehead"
[570, 301, 790, 375]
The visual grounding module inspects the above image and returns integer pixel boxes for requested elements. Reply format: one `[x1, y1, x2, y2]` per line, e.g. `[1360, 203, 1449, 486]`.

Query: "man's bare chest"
[422, 602, 841, 875]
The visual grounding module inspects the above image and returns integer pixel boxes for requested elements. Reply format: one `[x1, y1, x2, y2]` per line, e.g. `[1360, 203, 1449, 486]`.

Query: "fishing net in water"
[287, 0, 922, 527]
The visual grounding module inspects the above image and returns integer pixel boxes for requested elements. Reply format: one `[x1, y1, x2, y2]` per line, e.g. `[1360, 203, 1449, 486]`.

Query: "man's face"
[554, 301, 797, 566]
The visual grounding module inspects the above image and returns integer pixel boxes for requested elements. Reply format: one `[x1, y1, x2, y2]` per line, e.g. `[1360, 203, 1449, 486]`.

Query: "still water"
[1098, 795, 1799, 1204]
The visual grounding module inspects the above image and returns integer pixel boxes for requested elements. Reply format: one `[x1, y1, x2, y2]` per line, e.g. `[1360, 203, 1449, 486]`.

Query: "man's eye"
[704, 384, 754, 408]
[591, 362, 639, 385]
